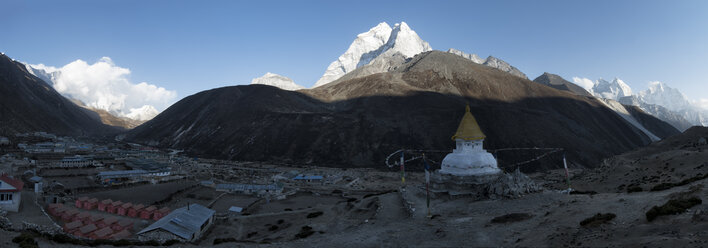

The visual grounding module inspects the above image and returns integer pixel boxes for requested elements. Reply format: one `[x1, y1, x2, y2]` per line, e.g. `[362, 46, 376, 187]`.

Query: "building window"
[0, 193, 11, 202]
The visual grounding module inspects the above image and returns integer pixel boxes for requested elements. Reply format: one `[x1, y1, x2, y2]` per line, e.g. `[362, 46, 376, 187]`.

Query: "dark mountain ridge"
[126, 51, 678, 170]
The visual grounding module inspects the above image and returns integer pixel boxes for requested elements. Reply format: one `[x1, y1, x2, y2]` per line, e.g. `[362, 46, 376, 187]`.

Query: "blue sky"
[2, 0, 707, 106]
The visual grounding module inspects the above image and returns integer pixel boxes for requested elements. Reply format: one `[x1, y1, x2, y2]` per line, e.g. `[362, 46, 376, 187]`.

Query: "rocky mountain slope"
[0, 54, 119, 136]
[532, 72, 592, 97]
[126, 51, 678, 169]
[447, 48, 528, 79]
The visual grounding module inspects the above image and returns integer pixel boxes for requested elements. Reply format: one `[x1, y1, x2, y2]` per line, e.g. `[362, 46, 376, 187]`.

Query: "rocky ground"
[3, 128, 706, 247]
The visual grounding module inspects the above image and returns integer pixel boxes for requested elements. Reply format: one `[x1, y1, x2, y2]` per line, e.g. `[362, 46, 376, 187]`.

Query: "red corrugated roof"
[0, 174, 24, 191]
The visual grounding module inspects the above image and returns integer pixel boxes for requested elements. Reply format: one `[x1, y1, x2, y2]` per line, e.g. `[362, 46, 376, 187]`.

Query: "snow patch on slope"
[597, 98, 660, 141]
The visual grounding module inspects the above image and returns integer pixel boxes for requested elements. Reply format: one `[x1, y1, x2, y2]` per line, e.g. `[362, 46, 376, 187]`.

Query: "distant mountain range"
[582, 77, 707, 131]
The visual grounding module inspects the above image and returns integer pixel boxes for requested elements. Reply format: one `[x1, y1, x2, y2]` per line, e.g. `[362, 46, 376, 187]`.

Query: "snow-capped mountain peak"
[592, 77, 632, 100]
[313, 22, 393, 88]
[313, 21, 431, 88]
[638, 81, 691, 112]
[377, 21, 432, 59]
[250, 72, 304, 91]
[126, 105, 159, 121]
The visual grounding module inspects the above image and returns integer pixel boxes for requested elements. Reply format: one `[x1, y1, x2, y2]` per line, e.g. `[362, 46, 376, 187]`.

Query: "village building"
[75, 212, 91, 223]
[137, 204, 215, 242]
[117, 202, 133, 216]
[292, 175, 324, 183]
[75, 196, 88, 208]
[215, 183, 283, 196]
[83, 198, 98, 210]
[74, 223, 98, 238]
[153, 207, 171, 220]
[112, 219, 134, 231]
[107, 200, 123, 214]
[439, 105, 501, 176]
[90, 227, 114, 240]
[98, 199, 112, 211]
[96, 159, 172, 185]
[140, 206, 157, 219]
[61, 208, 79, 222]
[48, 203, 65, 216]
[88, 214, 104, 225]
[128, 204, 145, 217]
[0, 136, 10, 146]
[97, 217, 118, 229]
[63, 220, 83, 233]
[111, 229, 131, 240]
[0, 174, 24, 212]
[58, 155, 93, 167]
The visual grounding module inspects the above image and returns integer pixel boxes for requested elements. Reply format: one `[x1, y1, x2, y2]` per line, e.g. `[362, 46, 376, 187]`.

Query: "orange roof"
[79, 224, 97, 234]
[102, 217, 118, 225]
[93, 227, 114, 238]
[64, 220, 83, 229]
[111, 230, 131, 239]
[0, 174, 24, 191]
[116, 219, 133, 227]
[451, 105, 486, 141]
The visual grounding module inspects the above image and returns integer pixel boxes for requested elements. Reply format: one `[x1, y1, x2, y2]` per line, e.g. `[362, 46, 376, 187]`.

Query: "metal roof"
[215, 183, 281, 191]
[137, 204, 215, 240]
[228, 206, 243, 212]
[292, 175, 324, 180]
[126, 159, 170, 171]
[97, 170, 148, 179]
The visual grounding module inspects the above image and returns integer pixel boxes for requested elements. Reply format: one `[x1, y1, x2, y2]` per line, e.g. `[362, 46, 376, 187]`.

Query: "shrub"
[627, 185, 643, 193]
[490, 213, 533, 223]
[580, 213, 616, 226]
[162, 239, 180, 246]
[295, 226, 315, 239]
[306, 211, 324, 219]
[213, 237, 237, 245]
[646, 197, 702, 221]
[12, 233, 38, 248]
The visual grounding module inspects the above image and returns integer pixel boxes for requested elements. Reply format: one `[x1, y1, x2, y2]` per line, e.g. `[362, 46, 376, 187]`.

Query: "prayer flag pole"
[563, 152, 572, 190]
[424, 153, 431, 218]
[400, 150, 406, 185]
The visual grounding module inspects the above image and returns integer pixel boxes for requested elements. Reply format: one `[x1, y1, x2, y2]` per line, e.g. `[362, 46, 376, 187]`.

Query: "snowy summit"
[250, 72, 304, 91]
[313, 22, 432, 88]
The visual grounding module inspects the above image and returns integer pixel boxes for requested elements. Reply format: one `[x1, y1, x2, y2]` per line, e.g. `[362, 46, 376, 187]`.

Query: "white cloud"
[29, 57, 176, 120]
[572, 77, 595, 90]
[695, 98, 708, 110]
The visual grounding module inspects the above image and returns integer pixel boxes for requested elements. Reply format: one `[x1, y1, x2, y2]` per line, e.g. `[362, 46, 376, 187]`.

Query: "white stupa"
[439, 105, 501, 176]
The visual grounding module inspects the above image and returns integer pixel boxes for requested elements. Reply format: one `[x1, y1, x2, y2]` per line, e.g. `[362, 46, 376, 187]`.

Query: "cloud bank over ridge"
[27, 57, 176, 121]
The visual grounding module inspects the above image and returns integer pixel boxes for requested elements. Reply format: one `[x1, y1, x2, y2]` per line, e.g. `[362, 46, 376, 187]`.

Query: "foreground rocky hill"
[574, 126, 708, 193]
[125, 51, 678, 169]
